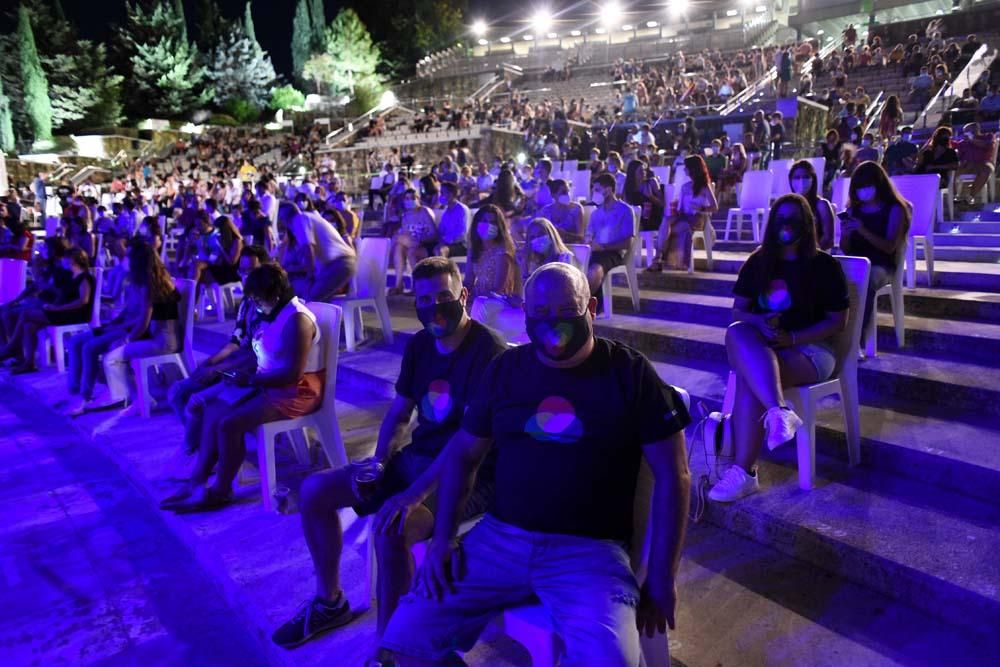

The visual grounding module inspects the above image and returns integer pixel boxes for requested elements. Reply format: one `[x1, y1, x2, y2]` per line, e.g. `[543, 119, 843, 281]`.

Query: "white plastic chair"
[199, 281, 241, 323]
[0, 258, 27, 305]
[831, 176, 851, 212]
[891, 174, 938, 288]
[768, 158, 794, 200]
[804, 157, 826, 194]
[783, 256, 870, 490]
[864, 241, 907, 358]
[725, 170, 773, 242]
[130, 278, 197, 418]
[957, 172, 995, 205]
[40, 268, 103, 373]
[599, 207, 640, 319]
[244, 302, 346, 511]
[937, 172, 954, 224]
[566, 243, 592, 274]
[340, 238, 393, 352]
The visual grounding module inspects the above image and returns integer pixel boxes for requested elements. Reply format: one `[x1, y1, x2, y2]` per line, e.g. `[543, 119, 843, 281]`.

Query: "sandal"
[645, 261, 663, 273]
[159, 486, 195, 510]
[167, 486, 235, 514]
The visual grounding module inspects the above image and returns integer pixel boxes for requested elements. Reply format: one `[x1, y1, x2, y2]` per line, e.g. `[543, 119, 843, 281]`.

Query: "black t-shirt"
[733, 251, 850, 331]
[462, 338, 690, 544]
[242, 215, 272, 247]
[395, 320, 507, 457]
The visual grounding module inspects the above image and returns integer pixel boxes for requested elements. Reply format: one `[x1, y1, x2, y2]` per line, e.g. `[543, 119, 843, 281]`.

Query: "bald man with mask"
[373, 263, 691, 667]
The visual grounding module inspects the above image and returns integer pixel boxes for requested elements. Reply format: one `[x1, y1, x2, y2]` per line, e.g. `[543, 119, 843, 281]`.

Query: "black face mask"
[416, 299, 464, 339]
[776, 218, 806, 246]
[525, 313, 592, 361]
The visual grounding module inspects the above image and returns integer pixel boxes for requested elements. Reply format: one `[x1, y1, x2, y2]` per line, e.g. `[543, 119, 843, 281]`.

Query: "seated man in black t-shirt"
[272, 257, 506, 650]
[374, 262, 692, 666]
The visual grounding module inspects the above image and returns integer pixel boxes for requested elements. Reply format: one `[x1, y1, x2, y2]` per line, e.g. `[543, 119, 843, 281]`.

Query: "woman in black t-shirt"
[915, 126, 959, 189]
[839, 161, 911, 354]
[710, 194, 850, 503]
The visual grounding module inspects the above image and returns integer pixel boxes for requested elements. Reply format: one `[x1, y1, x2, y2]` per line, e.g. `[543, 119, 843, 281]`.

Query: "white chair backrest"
[581, 205, 595, 231]
[89, 267, 104, 328]
[566, 243, 592, 273]
[804, 157, 826, 190]
[891, 174, 938, 237]
[831, 256, 871, 378]
[624, 206, 640, 263]
[95, 234, 104, 268]
[569, 170, 591, 200]
[370, 175, 383, 190]
[304, 301, 343, 416]
[352, 237, 391, 299]
[831, 176, 851, 212]
[651, 166, 671, 187]
[769, 159, 794, 198]
[174, 278, 197, 354]
[0, 258, 28, 305]
[739, 170, 773, 210]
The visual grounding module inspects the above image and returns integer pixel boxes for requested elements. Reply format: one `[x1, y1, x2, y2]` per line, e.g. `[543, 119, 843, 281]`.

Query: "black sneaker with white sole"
[272, 594, 353, 649]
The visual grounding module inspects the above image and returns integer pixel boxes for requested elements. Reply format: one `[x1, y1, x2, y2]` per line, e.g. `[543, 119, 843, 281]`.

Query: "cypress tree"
[0, 76, 15, 153]
[309, 0, 326, 49]
[243, 1, 257, 45]
[291, 0, 312, 82]
[17, 5, 52, 142]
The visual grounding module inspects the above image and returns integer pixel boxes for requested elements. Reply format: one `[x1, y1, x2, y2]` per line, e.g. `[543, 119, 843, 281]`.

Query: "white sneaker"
[763, 406, 803, 451]
[709, 465, 760, 502]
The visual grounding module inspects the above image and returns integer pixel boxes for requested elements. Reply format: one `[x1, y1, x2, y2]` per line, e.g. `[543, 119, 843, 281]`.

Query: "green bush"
[346, 81, 383, 117]
[269, 85, 306, 111]
[207, 113, 238, 126]
[224, 98, 261, 124]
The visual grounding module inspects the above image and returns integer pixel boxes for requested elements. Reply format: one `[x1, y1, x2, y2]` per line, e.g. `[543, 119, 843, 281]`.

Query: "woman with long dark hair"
[839, 161, 911, 353]
[465, 204, 519, 302]
[104, 240, 181, 414]
[649, 154, 718, 271]
[788, 160, 836, 250]
[915, 125, 959, 189]
[710, 194, 851, 502]
[483, 168, 525, 221]
[878, 95, 902, 139]
[624, 159, 665, 233]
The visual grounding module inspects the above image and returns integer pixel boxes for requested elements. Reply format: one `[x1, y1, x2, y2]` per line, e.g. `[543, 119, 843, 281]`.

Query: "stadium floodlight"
[377, 90, 398, 111]
[725, 9, 738, 17]
[524, 34, 535, 40]
[755, 5, 767, 12]
[533, 8, 553, 35]
[472, 19, 487, 38]
[667, 0, 689, 16]
[816, 29, 825, 35]
[478, 38, 489, 46]
[599, 1, 621, 29]
[595, 27, 607, 34]
[500, 36, 511, 43]
[547, 32, 558, 39]
[621, 24, 633, 31]
[570, 29, 582, 36]
[646, 20, 659, 28]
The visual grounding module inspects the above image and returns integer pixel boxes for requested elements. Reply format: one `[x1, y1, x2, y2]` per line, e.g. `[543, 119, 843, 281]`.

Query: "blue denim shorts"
[797, 340, 837, 381]
[380, 515, 644, 666]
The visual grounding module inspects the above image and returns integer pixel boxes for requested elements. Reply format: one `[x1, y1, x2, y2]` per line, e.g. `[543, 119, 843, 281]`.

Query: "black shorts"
[590, 249, 626, 274]
[353, 446, 494, 520]
[441, 242, 466, 257]
[420, 241, 438, 256]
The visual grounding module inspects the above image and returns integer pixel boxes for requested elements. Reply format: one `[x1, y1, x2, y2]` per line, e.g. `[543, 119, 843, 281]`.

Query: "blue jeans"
[66, 326, 128, 399]
[380, 515, 643, 666]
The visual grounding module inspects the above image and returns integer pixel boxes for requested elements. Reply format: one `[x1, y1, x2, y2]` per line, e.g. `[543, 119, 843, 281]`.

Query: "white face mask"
[607, 164, 617, 173]
[529, 235, 552, 254]
[477, 222, 498, 240]
[790, 177, 811, 195]
[557, 194, 571, 205]
[438, 195, 449, 207]
[856, 186, 877, 202]
[592, 190, 605, 206]
[403, 199, 416, 210]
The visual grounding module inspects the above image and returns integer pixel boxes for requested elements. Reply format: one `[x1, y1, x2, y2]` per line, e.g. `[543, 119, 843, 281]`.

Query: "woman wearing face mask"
[817, 130, 844, 194]
[710, 194, 851, 502]
[788, 160, 836, 251]
[481, 168, 525, 225]
[538, 179, 585, 243]
[649, 154, 718, 272]
[161, 264, 324, 513]
[605, 152, 626, 195]
[465, 204, 519, 305]
[103, 241, 181, 416]
[0, 247, 95, 374]
[383, 177, 411, 237]
[915, 126, 959, 189]
[389, 188, 438, 295]
[839, 161, 911, 353]
[624, 160, 665, 234]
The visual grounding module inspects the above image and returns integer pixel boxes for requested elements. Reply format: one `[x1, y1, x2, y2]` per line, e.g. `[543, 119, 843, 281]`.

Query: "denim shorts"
[797, 340, 837, 381]
[380, 515, 644, 666]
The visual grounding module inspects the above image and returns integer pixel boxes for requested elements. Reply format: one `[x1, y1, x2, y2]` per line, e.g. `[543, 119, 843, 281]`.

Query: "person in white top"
[160, 264, 326, 513]
[279, 201, 357, 302]
[433, 182, 469, 258]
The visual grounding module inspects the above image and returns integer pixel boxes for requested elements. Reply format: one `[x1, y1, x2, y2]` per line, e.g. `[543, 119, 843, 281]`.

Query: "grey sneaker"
[272, 594, 353, 649]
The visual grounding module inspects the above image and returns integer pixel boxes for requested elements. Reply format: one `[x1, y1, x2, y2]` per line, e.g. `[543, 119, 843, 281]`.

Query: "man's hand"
[414, 538, 464, 601]
[636, 577, 677, 637]
[373, 491, 421, 535]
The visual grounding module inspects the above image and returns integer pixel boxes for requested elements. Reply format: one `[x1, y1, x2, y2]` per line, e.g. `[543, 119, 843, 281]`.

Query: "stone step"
[932, 232, 1000, 247]
[958, 208, 1000, 223]
[610, 288, 1000, 367]
[340, 316, 1000, 634]
[715, 239, 1000, 262]
[592, 311, 1000, 422]
[628, 272, 1000, 324]
[675, 521, 998, 666]
[354, 310, 1000, 507]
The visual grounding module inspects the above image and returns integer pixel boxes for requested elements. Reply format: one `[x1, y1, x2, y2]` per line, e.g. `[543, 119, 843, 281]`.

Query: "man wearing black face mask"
[273, 257, 505, 650]
[374, 262, 692, 667]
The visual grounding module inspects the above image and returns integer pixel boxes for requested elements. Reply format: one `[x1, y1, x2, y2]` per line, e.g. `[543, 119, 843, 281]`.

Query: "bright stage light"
[533, 8, 553, 35]
[599, 1, 621, 29]
[667, 0, 689, 16]
[472, 20, 487, 37]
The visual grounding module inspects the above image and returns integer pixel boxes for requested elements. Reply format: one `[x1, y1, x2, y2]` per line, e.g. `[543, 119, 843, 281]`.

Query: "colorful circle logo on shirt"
[421, 379, 454, 423]
[758, 278, 792, 313]
[524, 396, 584, 443]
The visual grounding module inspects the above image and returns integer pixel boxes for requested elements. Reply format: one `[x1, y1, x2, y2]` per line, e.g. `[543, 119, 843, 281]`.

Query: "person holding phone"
[710, 194, 851, 502]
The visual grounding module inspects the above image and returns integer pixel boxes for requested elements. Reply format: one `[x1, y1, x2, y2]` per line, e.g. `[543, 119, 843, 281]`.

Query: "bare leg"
[212, 394, 283, 494]
[375, 504, 434, 637]
[725, 321, 785, 410]
[586, 263, 605, 296]
[298, 468, 360, 601]
[731, 374, 766, 473]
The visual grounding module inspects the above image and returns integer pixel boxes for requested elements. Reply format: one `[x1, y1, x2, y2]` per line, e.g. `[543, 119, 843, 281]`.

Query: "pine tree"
[195, 0, 228, 50]
[0, 76, 15, 153]
[208, 28, 276, 109]
[17, 5, 52, 142]
[309, 0, 326, 49]
[291, 0, 312, 83]
[322, 8, 381, 95]
[243, 1, 257, 45]
[119, 1, 212, 118]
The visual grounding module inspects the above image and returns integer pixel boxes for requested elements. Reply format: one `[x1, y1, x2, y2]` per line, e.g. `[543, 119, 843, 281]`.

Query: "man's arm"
[373, 394, 416, 461]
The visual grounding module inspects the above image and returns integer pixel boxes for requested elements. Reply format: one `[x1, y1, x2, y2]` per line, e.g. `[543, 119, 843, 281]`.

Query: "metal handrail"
[861, 91, 886, 137]
[916, 44, 992, 129]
